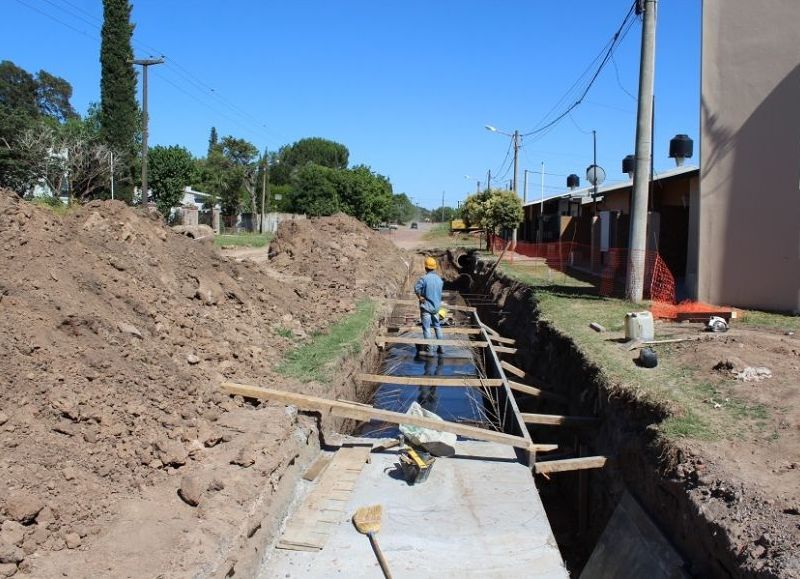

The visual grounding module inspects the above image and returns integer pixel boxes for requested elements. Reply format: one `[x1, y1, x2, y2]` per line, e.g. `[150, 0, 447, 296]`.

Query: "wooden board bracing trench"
[534, 456, 608, 475]
[386, 326, 482, 335]
[220, 382, 555, 453]
[278, 445, 372, 551]
[357, 373, 504, 387]
[376, 336, 489, 348]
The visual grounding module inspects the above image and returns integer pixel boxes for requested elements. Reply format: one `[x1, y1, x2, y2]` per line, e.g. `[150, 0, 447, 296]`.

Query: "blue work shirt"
[414, 271, 443, 314]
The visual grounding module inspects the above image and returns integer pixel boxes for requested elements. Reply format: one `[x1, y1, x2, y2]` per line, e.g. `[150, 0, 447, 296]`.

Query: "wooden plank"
[302, 455, 332, 482]
[493, 345, 518, 355]
[508, 380, 568, 404]
[387, 326, 482, 335]
[489, 335, 516, 345]
[222, 382, 543, 452]
[388, 299, 477, 313]
[675, 310, 735, 323]
[357, 373, 503, 387]
[534, 456, 608, 474]
[500, 360, 526, 379]
[377, 336, 489, 347]
[522, 413, 600, 427]
[278, 445, 371, 550]
[501, 361, 552, 389]
[480, 323, 500, 337]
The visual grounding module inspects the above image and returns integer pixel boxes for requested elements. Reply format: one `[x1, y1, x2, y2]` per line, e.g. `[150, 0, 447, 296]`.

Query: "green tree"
[273, 137, 349, 185]
[291, 163, 340, 216]
[389, 193, 415, 224]
[99, 0, 137, 157]
[461, 190, 491, 228]
[339, 165, 393, 227]
[148, 145, 194, 217]
[207, 126, 218, 156]
[432, 206, 457, 222]
[35, 70, 78, 122]
[482, 189, 523, 234]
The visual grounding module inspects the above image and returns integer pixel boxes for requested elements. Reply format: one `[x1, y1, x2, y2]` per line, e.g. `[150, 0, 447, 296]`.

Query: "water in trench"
[359, 304, 497, 438]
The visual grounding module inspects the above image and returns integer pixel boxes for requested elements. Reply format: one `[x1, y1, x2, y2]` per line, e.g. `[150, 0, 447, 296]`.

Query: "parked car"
[410, 222, 418, 229]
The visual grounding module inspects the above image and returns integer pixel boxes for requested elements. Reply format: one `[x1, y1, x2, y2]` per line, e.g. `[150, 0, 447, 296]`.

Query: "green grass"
[214, 232, 273, 248]
[496, 260, 775, 442]
[30, 196, 73, 216]
[275, 326, 293, 339]
[738, 309, 800, 332]
[276, 299, 377, 382]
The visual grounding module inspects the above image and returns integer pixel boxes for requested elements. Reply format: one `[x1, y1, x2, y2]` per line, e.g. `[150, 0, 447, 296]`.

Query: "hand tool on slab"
[352, 505, 392, 579]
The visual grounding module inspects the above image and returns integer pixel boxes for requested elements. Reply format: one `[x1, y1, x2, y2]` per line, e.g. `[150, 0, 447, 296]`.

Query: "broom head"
[352, 504, 383, 535]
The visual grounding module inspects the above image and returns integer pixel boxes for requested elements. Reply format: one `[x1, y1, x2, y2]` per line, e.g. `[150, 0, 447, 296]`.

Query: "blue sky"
[3, 0, 701, 209]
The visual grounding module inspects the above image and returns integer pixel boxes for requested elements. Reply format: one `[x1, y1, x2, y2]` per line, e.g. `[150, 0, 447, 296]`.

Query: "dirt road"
[387, 222, 432, 249]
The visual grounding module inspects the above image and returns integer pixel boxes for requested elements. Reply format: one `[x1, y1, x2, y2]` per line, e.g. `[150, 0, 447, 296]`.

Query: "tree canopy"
[272, 137, 349, 185]
[462, 189, 522, 233]
[148, 145, 194, 217]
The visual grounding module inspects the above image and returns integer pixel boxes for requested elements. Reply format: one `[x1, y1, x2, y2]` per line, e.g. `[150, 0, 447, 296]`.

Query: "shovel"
[352, 504, 392, 579]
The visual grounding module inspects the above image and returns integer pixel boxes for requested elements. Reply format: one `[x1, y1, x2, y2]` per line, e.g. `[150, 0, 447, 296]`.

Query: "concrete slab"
[260, 440, 567, 578]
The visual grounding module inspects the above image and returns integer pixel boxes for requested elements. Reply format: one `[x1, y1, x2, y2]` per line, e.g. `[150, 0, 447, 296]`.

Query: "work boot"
[436, 346, 444, 355]
[418, 346, 434, 358]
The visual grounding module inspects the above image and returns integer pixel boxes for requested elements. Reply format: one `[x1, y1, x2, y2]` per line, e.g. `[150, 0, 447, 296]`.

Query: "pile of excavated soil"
[0, 190, 409, 577]
[269, 213, 410, 298]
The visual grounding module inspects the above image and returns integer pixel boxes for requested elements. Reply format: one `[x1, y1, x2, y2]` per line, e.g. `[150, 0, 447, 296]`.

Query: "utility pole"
[476, 180, 480, 193]
[441, 190, 445, 222]
[592, 129, 598, 211]
[486, 169, 491, 191]
[130, 57, 164, 207]
[512, 130, 520, 194]
[540, 161, 545, 214]
[626, 0, 657, 302]
[260, 153, 267, 234]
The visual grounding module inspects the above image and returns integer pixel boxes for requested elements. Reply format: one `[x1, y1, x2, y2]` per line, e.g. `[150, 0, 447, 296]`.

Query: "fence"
[488, 237, 676, 305]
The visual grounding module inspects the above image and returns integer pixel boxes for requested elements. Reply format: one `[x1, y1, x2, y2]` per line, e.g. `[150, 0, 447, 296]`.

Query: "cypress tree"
[208, 126, 218, 156]
[99, 0, 137, 156]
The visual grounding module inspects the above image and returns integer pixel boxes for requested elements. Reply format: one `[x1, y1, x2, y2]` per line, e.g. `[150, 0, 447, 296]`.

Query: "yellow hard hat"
[438, 307, 449, 319]
[424, 256, 437, 270]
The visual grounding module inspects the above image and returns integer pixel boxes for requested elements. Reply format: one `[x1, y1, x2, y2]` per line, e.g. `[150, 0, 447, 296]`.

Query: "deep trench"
[397, 249, 740, 578]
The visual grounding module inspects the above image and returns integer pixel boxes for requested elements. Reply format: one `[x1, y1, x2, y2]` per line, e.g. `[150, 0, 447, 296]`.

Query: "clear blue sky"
[3, 0, 700, 210]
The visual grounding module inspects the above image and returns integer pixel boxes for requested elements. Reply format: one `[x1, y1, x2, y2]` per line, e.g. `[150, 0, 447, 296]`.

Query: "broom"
[352, 505, 393, 579]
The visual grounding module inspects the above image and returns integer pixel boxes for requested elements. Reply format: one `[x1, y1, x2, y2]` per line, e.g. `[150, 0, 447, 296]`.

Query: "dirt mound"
[0, 190, 407, 576]
[269, 213, 410, 297]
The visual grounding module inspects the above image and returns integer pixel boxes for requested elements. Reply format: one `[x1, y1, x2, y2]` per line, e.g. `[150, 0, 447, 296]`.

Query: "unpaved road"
[387, 222, 432, 249]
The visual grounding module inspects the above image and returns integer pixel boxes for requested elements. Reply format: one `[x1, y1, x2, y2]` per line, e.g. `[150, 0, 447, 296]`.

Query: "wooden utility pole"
[130, 57, 164, 206]
[626, 0, 658, 302]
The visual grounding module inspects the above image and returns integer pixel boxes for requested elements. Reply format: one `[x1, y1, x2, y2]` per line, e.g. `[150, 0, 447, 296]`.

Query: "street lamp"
[485, 124, 522, 248]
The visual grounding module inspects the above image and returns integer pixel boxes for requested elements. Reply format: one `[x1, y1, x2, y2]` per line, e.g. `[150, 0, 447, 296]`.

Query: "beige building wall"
[699, 0, 800, 312]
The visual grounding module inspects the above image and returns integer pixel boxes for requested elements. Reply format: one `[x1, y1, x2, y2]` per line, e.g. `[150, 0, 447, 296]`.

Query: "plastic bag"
[399, 402, 457, 457]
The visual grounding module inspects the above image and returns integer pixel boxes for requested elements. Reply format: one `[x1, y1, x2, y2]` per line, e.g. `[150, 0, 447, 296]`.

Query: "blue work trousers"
[420, 310, 443, 341]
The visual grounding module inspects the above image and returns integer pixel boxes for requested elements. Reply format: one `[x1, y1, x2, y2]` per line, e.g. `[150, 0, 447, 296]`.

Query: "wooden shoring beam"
[221, 382, 554, 453]
[521, 413, 600, 427]
[488, 335, 516, 345]
[357, 373, 503, 387]
[534, 456, 608, 475]
[376, 336, 488, 348]
[386, 326, 482, 335]
[500, 361, 553, 390]
[493, 345, 518, 355]
[508, 380, 568, 404]
[388, 299, 476, 313]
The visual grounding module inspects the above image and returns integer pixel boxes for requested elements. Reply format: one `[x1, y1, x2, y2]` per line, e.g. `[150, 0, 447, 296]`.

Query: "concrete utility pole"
[512, 130, 520, 194]
[130, 57, 164, 206]
[626, 0, 657, 302]
[260, 154, 267, 234]
[486, 169, 491, 191]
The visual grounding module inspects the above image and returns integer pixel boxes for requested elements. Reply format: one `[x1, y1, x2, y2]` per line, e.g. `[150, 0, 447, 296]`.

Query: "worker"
[414, 256, 444, 355]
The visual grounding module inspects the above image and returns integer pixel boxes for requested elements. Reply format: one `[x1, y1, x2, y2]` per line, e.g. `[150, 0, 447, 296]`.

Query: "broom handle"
[368, 532, 393, 579]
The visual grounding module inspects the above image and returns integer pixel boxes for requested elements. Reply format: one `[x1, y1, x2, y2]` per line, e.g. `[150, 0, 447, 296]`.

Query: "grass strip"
[214, 232, 273, 248]
[276, 299, 376, 382]
[497, 261, 777, 442]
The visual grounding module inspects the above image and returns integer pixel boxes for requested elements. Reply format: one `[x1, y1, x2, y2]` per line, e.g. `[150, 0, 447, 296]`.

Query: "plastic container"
[625, 311, 655, 341]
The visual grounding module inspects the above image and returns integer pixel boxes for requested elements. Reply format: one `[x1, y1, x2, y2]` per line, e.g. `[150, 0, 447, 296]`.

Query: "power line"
[521, 1, 638, 138]
[18, 0, 284, 144]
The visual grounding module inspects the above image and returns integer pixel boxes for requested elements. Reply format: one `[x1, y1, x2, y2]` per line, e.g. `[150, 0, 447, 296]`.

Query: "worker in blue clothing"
[414, 256, 444, 356]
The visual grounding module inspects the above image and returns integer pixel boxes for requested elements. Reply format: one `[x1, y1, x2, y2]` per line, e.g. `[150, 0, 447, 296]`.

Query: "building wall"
[700, 0, 800, 312]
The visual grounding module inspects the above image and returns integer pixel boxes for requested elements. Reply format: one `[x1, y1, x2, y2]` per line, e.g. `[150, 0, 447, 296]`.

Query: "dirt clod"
[178, 475, 204, 507]
[4, 493, 43, 525]
[63, 532, 81, 550]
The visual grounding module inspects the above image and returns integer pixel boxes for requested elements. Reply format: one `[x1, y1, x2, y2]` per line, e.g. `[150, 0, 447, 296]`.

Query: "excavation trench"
[436, 248, 748, 578]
